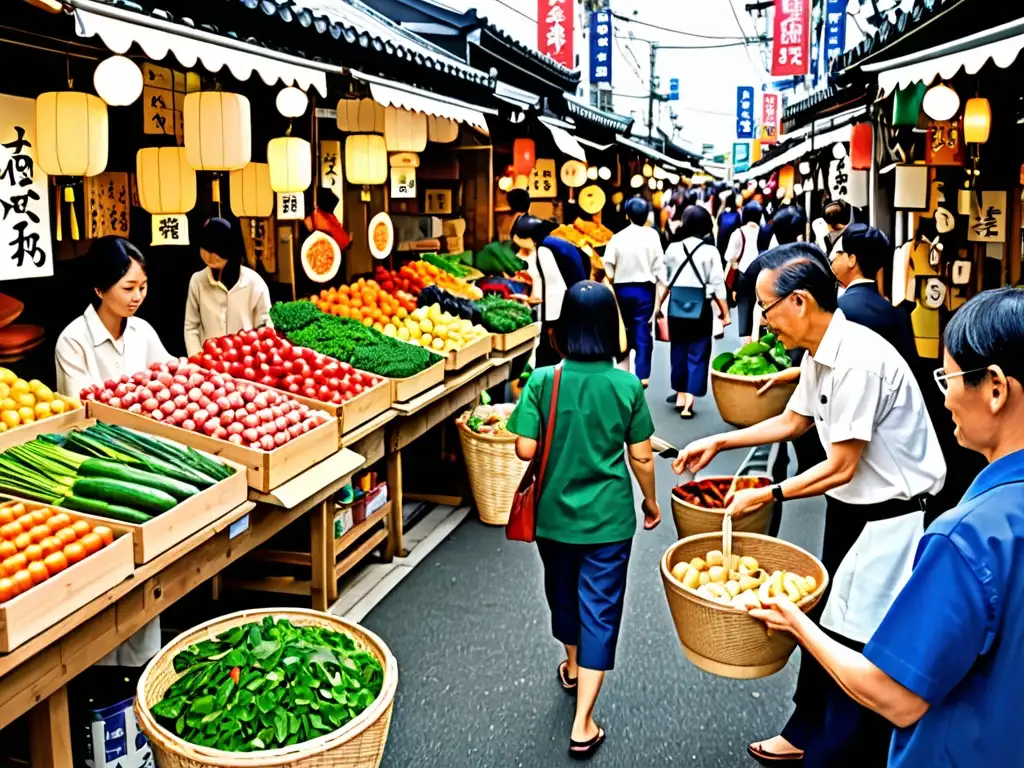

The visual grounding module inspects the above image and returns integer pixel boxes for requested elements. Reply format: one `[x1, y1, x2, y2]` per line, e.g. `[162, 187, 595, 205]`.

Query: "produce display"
[388, 261, 483, 301]
[475, 241, 526, 276]
[460, 402, 515, 435]
[150, 616, 383, 752]
[188, 328, 383, 406]
[0, 422, 234, 524]
[79, 361, 331, 451]
[674, 477, 771, 509]
[712, 333, 792, 377]
[396, 304, 488, 353]
[477, 295, 534, 334]
[0, 501, 114, 601]
[421, 252, 471, 279]
[668, 550, 818, 611]
[417, 285, 481, 326]
[0, 367, 78, 431]
[550, 218, 613, 249]
[311, 278, 417, 327]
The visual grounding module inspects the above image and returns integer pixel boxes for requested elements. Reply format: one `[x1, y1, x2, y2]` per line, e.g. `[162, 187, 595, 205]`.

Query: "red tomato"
[242, 367, 256, 380]
[229, 362, 244, 377]
[202, 339, 219, 355]
[220, 336, 235, 350]
[223, 348, 240, 363]
[242, 355, 254, 368]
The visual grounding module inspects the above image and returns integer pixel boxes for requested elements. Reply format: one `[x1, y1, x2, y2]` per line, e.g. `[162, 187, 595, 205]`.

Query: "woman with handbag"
[660, 206, 730, 419]
[506, 281, 662, 761]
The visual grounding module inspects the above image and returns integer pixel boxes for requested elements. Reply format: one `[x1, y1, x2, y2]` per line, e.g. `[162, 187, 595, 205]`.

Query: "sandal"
[557, 660, 577, 692]
[679, 409, 694, 420]
[747, 741, 804, 764]
[569, 727, 606, 761]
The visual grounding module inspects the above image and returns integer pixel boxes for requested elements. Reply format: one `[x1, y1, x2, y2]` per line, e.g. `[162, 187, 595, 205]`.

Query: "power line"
[489, 0, 536, 23]
[611, 12, 756, 41]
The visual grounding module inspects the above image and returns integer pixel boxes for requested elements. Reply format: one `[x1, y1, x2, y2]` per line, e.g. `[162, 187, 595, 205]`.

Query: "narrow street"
[365, 339, 827, 768]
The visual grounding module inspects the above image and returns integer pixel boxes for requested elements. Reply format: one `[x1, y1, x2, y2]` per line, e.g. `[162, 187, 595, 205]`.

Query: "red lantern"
[850, 122, 873, 170]
[513, 138, 536, 176]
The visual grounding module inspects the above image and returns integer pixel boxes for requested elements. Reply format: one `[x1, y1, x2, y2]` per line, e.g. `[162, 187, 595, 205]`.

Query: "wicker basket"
[710, 369, 798, 428]
[661, 533, 828, 679]
[457, 418, 526, 526]
[670, 476, 773, 539]
[135, 609, 398, 768]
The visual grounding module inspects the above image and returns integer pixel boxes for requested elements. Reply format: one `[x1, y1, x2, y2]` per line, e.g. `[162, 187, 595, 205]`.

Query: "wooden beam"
[310, 500, 331, 612]
[385, 450, 404, 560]
[28, 685, 71, 768]
[335, 528, 388, 582]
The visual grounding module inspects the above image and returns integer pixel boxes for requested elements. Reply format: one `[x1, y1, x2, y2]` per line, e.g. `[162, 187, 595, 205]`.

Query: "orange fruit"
[3, 553, 27, 577]
[71, 520, 92, 538]
[29, 524, 51, 543]
[15, 514, 34, 530]
[63, 542, 86, 564]
[27, 561, 48, 585]
[23, 544, 42, 562]
[93, 526, 114, 546]
[43, 552, 67, 575]
[7, 503, 25, 516]
[362, 317, 374, 328]
[55, 527, 77, 546]
[12, 570, 32, 595]
[349, 309, 362, 322]
[46, 513, 71, 533]
[79, 533, 103, 556]
[0, 576, 16, 602]
[39, 536, 61, 556]
[13, 532, 31, 551]
[0, 522, 23, 539]
[0, 508, 14, 526]
[30, 509, 50, 527]
[0, 541, 16, 560]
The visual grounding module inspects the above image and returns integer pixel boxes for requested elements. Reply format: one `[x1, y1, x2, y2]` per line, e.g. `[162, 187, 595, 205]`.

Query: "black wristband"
[771, 484, 786, 503]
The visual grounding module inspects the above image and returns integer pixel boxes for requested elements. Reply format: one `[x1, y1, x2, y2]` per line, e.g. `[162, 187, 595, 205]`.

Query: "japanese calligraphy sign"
[761, 93, 780, 145]
[277, 193, 305, 222]
[320, 140, 342, 190]
[733, 142, 751, 173]
[538, 0, 574, 70]
[390, 167, 417, 199]
[823, 0, 847, 72]
[151, 214, 189, 247]
[925, 118, 966, 166]
[85, 172, 130, 239]
[772, 0, 810, 77]
[828, 155, 849, 200]
[0, 94, 53, 280]
[529, 158, 558, 199]
[589, 9, 612, 84]
[736, 86, 755, 139]
[968, 191, 1006, 243]
[142, 63, 199, 142]
[423, 189, 453, 215]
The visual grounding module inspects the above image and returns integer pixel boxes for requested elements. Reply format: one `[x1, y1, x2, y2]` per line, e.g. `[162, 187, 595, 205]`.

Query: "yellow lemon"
[383, 323, 397, 337]
[431, 337, 445, 351]
[17, 406, 34, 423]
[50, 398, 66, 415]
[0, 368, 15, 385]
[1, 410, 20, 428]
[373, 322, 385, 332]
[34, 401, 52, 420]
[28, 379, 44, 393]
[0, 383, 9, 399]
[0, 422, 7, 433]
[433, 324, 448, 340]
[396, 307, 408, 319]
[419, 318, 433, 334]
[34, 386, 53, 403]
[419, 333, 433, 347]
[10, 380, 30, 396]
[0, 398, 15, 412]
[397, 326, 410, 341]
[409, 324, 422, 340]
[16, 392, 35, 409]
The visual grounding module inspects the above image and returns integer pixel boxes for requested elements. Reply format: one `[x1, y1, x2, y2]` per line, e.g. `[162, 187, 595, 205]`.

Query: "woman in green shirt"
[507, 281, 662, 761]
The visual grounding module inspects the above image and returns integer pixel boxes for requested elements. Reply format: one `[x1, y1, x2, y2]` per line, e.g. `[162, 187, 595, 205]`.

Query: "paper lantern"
[427, 116, 459, 144]
[345, 134, 387, 185]
[850, 122, 873, 170]
[893, 83, 926, 127]
[630, 174, 643, 189]
[647, 177, 657, 190]
[384, 107, 427, 152]
[513, 138, 536, 176]
[560, 160, 588, 189]
[230, 162, 273, 218]
[389, 152, 420, 168]
[586, 166, 598, 180]
[136, 147, 196, 213]
[93, 56, 142, 107]
[798, 161, 811, 174]
[184, 92, 251, 171]
[336, 98, 385, 133]
[276, 87, 308, 119]
[894, 165, 929, 210]
[963, 98, 991, 144]
[922, 84, 960, 122]
[598, 166, 612, 181]
[497, 176, 513, 192]
[513, 174, 529, 189]
[642, 163, 654, 178]
[578, 185, 606, 214]
[267, 137, 312, 193]
[35, 92, 108, 177]
[778, 165, 795, 195]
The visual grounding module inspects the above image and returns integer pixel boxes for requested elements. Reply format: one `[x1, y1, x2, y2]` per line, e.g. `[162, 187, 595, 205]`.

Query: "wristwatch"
[771, 484, 786, 503]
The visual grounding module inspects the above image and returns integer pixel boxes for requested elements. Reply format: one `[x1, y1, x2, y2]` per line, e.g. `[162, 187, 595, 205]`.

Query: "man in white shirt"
[603, 197, 666, 386]
[673, 243, 946, 768]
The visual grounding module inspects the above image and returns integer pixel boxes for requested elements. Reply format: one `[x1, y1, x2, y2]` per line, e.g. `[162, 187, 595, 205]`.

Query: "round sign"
[560, 160, 588, 189]
[367, 212, 394, 260]
[922, 277, 946, 309]
[578, 185, 606, 215]
[300, 232, 341, 283]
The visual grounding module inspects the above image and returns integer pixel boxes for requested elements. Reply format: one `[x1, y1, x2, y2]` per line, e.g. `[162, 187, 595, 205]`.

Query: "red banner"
[761, 93, 780, 145]
[538, 0, 574, 69]
[772, 0, 810, 76]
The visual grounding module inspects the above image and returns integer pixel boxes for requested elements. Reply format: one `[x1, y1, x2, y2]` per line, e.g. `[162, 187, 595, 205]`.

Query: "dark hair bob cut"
[624, 196, 650, 225]
[943, 287, 1024, 387]
[840, 223, 891, 278]
[757, 242, 838, 312]
[741, 201, 763, 226]
[677, 204, 714, 243]
[555, 281, 623, 361]
[772, 205, 808, 245]
[823, 199, 851, 227]
[90, 236, 147, 308]
[511, 214, 556, 245]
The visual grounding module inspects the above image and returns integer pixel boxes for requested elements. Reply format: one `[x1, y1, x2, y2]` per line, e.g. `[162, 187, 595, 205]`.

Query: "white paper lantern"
[384, 107, 427, 152]
[798, 161, 811, 174]
[426, 116, 459, 144]
[630, 174, 643, 189]
[345, 134, 388, 185]
[389, 152, 420, 168]
[35, 92, 108, 177]
[276, 87, 308, 119]
[184, 91, 252, 171]
[598, 166, 612, 181]
[136, 147, 197, 213]
[647, 177, 657, 190]
[336, 98, 385, 133]
[267, 137, 312, 193]
[642, 163, 654, 178]
[230, 162, 273, 218]
[922, 84, 960, 122]
[93, 56, 143, 107]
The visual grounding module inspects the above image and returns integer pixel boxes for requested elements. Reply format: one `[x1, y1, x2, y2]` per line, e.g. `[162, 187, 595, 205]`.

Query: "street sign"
[736, 86, 755, 139]
[589, 10, 612, 84]
[771, 0, 810, 77]
[733, 142, 751, 173]
[668, 78, 679, 102]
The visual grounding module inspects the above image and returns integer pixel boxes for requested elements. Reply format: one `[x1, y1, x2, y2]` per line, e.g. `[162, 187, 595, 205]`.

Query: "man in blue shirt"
[750, 287, 1024, 766]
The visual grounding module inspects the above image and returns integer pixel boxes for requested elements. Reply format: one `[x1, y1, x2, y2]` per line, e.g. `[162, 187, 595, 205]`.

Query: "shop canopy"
[615, 134, 694, 173]
[538, 117, 588, 163]
[350, 70, 494, 133]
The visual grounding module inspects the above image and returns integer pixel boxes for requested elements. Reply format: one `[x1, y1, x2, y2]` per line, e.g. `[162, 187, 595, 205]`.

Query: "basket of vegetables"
[671, 476, 773, 538]
[136, 608, 397, 768]
[456, 396, 523, 526]
[710, 333, 798, 428]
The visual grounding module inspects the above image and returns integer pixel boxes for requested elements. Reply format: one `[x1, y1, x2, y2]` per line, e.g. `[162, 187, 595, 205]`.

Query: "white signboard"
[150, 214, 189, 246]
[277, 193, 305, 221]
[968, 191, 1006, 243]
[0, 94, 53, 279]
[320, 140, 341, 190]
[390, 167, 416, 199]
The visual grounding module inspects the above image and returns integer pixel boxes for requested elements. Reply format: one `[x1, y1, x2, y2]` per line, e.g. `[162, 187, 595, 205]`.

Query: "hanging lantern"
[336, 98, 385, 133]
[798, 160, 811, 174]
[647, 177, 657, 190]
[184, 92, 251, 171]
[35, 92, 108, 177]
[93, 56, 142, 107]
[598, 166, 612, 181]
[267, 137, 312, 193]
[384, 107, 427, 152]
[560, 160, 587, 188]
[427, 116, 459, 144]
[513, 174, 530, 189]
[497, 176, 513, 192]
[778, 165, 795, 195]
[513, 138, 536, 176]
[136, 147, 196, 246]
[389, 152, 420, 168]
[642, 163, 654, 178]
[230, 162, 273, 218]
[578, 185, 606, 215]
[344, 134, 387, 185]
[850, 122, 873, 170]
[893, 82, 926, 127]
[963, 97, 991, 144]
[276, 87, 308, 119]
[586, 165, 599, 180]
[922, 83, 960, 122]
[630, 174, 643, 189]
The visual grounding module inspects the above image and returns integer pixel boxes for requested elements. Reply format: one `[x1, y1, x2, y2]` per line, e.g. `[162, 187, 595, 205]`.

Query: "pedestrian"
[673, 243, 946, 768]
[506, 281, 662, 761]
[716, 191, 742, 259]
[723, 201, 763, 342]
[659, 205, 730, 418]
[602, 197, 667, 388]
[744, 205, 809, 337]
[819, 199, 851, 258]
[749, 286, 1024, 768]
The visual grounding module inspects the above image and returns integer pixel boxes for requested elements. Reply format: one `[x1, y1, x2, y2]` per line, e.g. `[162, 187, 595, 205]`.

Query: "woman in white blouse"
[184, 218, 272, 357]
[723, 201, 764, 342]
[659, 206, 730, 418]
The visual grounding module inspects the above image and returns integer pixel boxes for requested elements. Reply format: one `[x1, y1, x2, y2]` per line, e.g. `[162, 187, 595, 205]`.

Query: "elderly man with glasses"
[673, 242, 946, 768]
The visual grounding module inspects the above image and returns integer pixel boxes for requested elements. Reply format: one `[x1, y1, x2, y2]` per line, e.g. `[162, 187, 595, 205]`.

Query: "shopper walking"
[723, 201, 763, 342]
[507, 281, 661, 761]
[819, 199, 851, 258]
[716, 192, 741, 259]
[603, 198, 666, 387]
[673, 244, 946, 768]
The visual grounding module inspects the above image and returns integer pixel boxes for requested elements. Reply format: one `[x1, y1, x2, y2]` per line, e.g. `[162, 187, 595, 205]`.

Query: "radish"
[166, 360, 179, 373]
[219, 412, 234, 427]
[257, 408, 273, 422]
[198, 395, 211, 409]
[170, 383, 186, 397]
[270, 405, 283, 419]
[99, 390, 112, 403]
[185, 402, 200, 415]
[160, 401, 176, 415]
[147, 380, 164, 394]
[275, 416, 288, 432]
[206, 402, 220, 417]
[227, 422, 244, 435]
[256, 424, 268, 437]
[223, 380, 236, 393]
[156, 389, 171, 403]
[244, 413, 259, 428]
[212, 388, 226, 401]
[187, 388, 203, 402]
[210, 375, 225, 389]
[172, 408, 188, 423]
[216, 396, 231, 411]
[253, 393, 268, 409]
[220, 409, 234, 423]
[151, 409, 165, 421]
[122, 393, 137, 407]
[182, 419, 196, 432]
[287, 424, 302, 439]
[109, 397, 121, 409]
[228, 393, 245, 409]
[248, 441, 261, 449]
[242, 387, 257, 403]
[193, 409, 208, 425]
[128, 403, 143, 414]
[264, 420, 277, 435]
[245, 402, 258, 414]
[114, 383, 128, 398]
[260, 435, 275, 451]
[203, 421, 219, 436]
[188, 373, 205, 389]
[228, 434, 243, 445]
[286, 410, 301, 425]
[213, 427, 227, 440]
[143, 398, 159, 412]
[173, 394, 189, 408]
[200, 381, 215, 396]
[157, 372, 173, 387]
[173, 375, 188, 386]
[242, 428, 259, 443]
[273, 431, 288, 447]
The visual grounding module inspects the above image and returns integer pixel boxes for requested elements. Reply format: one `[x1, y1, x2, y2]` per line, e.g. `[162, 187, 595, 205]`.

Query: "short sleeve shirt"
[506, 359, 655, 545]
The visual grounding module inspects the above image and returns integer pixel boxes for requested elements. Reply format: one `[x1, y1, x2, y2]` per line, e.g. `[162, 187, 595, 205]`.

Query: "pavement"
[362, 335, 826, 768]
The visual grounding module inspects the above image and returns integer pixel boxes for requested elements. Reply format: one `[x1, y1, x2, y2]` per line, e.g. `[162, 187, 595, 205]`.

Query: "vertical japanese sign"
[823, 0, 847, 72]
[319, 140, 341, 190]
[84, 173, 130, 239]
[668, 78, 680, 101]
[539, 0, 574, 70]
[0, 94, 52, 280]
[589, 9, 612, 84]
[141, 64, 199, 143]
[736, 86, 755, 139]
[733, 142, 751, 173]
[529, 158, 558, 199]
[772, 0, 810, 76]
[390, 167, 417, 199]
[761, 92, 780, 145]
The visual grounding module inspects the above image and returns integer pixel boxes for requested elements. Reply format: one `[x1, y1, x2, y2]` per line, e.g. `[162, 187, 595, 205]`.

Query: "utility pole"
[648, 42, 658, 140]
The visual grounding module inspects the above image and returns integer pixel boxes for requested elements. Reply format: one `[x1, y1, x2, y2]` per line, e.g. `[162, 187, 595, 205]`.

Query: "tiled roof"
[837, 0, 969, 73]
[479, 20, 579, 83]
[564, 96, 633, 134]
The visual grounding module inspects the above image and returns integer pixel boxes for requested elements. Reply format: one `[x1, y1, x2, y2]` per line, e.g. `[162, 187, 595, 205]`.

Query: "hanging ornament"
[578, 185, 606, 215]
[93, 56, 143, 106]
[922, 83, 960, 122]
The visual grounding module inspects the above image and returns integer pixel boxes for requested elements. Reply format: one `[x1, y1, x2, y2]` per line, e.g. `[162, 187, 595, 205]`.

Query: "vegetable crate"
[0, 395, 86, 449]
[443, 334, 492, 373]
[0, 499, 134, 652]
[249, 380, 391, 443]
[710, 370, 798, 429]
[491, 322, 540, 353]
[390, 360, 444, 403]
[87, 404, 339, 494]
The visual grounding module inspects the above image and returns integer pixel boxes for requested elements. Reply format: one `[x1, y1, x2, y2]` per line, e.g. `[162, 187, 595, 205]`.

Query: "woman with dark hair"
[724, 201, 764, 342]
[716, 191, 742, 257]
[507, 281, 661, 761]
[819, 199, 851, 257]
[661, 206, 730, 418]
[184, 218, 272, 357]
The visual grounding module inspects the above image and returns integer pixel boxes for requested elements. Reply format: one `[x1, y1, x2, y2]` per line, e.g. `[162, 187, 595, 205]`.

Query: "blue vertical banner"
[823, 0, 848, 77]
[736, 86, 755, 139]
[668, 78, 680, 101]
[589, 9, 612, 84]
[733, 142, 751, 173]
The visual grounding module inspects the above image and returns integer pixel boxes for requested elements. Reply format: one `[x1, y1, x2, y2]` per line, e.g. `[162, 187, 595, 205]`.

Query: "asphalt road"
[363, 338, 826, 768]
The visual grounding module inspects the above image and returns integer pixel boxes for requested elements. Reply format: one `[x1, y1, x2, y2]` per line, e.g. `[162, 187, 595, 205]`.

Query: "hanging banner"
[85, 172, 131, 239]
[761, 93, 780, 145]
[319, 140, 341, 190]
[968, 191, 1007, 243]
[529, 158, 558, 199]
[823, 0, 847, 72]
[733, 142, 751, 173]
[0, 94, 53, 279]
[772, 0, 810, 77]
[538, 0, 574, 70]
[588, 9, 612, 84]
[736, 86, 755, 139]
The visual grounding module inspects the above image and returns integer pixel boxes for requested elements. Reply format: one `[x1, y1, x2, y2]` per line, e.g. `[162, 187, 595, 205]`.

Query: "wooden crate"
[86, 402, 339, 493]
[0, 500, 134, 652]
[444, 334, 492, 372]
[248, 378, 391, 441]
[0, 396, 86, 450]
[491, 322, 541, 353]
[391, 360, 445, 403]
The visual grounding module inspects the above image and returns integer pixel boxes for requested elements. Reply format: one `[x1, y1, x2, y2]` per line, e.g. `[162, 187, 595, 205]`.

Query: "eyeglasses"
[932, 366, 990, 394]
[757, 291, 793, 317]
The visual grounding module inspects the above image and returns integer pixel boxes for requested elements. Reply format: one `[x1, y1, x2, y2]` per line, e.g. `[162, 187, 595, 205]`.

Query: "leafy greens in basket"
[712, 333, 792, 377]
[151, 617, 384, 752]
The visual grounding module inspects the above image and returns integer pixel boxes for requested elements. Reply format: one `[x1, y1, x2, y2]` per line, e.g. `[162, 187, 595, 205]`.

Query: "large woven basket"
[661, 533, 827, 679]
[710, 369, 798, 428]
[670, 476, 773, 539]
[457, 418, 525, 526]
[135, 609, 398, 768]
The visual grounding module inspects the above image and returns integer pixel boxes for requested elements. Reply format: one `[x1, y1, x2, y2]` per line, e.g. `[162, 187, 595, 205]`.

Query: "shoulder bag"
[667, 241, 709, 321]
[506, 366, 562, 543]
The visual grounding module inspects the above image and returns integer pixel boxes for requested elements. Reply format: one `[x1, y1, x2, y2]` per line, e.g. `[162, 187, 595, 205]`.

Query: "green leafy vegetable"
[716, 333, 792, 377]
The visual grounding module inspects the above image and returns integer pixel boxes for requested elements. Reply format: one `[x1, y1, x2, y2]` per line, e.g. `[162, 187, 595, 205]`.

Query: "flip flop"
[747, 742, 805, 764]
[557, 660, 577, 692]
[569, 727, 606, 761]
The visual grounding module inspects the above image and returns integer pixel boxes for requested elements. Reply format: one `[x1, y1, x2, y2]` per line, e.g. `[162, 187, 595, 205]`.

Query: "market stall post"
[27, 687, 71, 768]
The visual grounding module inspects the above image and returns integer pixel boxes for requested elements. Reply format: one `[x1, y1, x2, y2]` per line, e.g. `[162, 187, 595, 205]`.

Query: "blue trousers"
[614, 283, 656, 380]
[668, 312, 713, 396]
[536, 538, 632, 671]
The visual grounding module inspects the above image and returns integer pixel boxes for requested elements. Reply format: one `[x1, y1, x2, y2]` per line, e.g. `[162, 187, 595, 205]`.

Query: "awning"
[614, 134, 694, 172]
[351, 71, 494, 133]
[736, 121, 855, 181]
[71, 0, 329, 96]
[578, 137, 615, 151]
[538, 117, 587, 163]
[866, 17, 1024, 97]
[495, 81, 542, 111]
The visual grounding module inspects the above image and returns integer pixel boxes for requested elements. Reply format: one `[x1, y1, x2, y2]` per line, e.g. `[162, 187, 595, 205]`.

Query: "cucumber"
[78, 458, 200, 501]
[70, 477, 177, 514]
[60, 494, 153, 524]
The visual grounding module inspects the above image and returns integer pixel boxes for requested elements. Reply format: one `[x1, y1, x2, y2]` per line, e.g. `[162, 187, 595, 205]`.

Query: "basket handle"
[722, 474, 740, 581]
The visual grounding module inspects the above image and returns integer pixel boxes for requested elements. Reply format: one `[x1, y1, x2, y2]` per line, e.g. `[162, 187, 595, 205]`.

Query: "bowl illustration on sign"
[368, 212, 394, 260]
[300, 231, 341, 283]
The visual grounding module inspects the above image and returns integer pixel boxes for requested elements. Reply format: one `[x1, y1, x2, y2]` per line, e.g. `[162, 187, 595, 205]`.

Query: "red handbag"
[506, 366, 562, 543]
